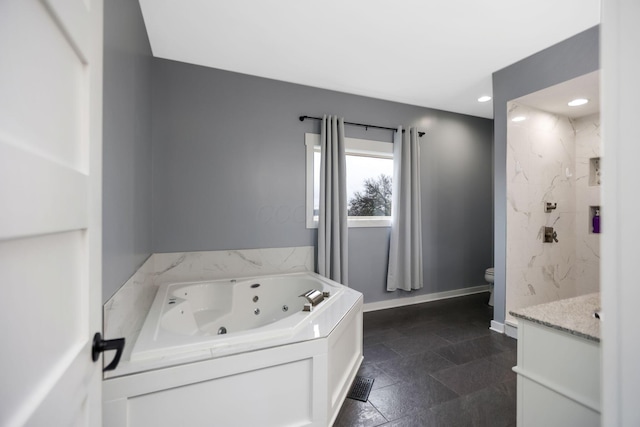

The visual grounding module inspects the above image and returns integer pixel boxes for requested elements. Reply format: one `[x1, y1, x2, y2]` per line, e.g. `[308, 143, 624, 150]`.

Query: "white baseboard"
[490, 320, 505, 333]
[489, 319, 518, 339]
[505, 320, 518, 338]
[363, 285, 490, 313]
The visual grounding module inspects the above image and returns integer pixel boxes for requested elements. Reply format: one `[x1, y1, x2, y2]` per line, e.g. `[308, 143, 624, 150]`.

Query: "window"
[305, 133, 393, 228]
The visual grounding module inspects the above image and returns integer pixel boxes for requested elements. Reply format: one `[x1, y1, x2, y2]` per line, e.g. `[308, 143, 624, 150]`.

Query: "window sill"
[306, 217, 391, 229]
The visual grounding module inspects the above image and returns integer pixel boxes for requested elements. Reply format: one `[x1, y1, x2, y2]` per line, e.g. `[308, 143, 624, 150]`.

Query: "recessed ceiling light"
[478, 95, 492, 103]
[512, 116, 526, 122]
[568, 98, 589, 107]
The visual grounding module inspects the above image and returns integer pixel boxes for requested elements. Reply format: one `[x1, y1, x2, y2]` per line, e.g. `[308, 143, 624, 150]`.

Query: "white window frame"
[305, 133, 393, 229]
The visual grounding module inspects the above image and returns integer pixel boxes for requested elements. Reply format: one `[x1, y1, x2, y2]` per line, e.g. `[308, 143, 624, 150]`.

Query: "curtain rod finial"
[299, 116, 306, 122]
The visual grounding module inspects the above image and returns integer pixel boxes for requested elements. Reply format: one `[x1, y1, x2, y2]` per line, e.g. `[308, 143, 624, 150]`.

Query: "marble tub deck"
[510, 292, 600, 342]
[103, 246, 315, 377]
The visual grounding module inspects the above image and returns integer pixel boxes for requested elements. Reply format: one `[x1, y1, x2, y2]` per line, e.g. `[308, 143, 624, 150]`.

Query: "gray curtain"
[318, 115, 348, 285]
[387, 127, 423, 291]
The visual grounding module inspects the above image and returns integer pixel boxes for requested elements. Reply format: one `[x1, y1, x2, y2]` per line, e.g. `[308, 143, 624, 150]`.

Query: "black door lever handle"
[92, 332, 125, 372]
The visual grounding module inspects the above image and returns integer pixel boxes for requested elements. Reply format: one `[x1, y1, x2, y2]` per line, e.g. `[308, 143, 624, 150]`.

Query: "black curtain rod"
[299, 115, 425, 137]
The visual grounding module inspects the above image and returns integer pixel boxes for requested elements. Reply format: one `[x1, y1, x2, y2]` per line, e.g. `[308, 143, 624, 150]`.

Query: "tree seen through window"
[348, 174, 392, 216]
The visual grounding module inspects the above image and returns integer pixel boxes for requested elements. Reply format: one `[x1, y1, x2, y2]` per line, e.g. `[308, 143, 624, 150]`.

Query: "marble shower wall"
[574, 113, 601, 295]
[506, 103, 577, 323]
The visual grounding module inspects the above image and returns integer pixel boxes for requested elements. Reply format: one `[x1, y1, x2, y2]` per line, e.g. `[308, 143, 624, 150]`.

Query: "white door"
[0, 0, 103, 425]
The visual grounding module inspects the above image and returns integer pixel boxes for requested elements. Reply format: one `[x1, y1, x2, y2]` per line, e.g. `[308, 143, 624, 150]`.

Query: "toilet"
[484, 267, 494, 306]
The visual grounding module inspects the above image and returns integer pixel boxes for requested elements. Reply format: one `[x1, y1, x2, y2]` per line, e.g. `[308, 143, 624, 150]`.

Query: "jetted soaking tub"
[103, 272, 363, 427]
[130, 273, 345, 361]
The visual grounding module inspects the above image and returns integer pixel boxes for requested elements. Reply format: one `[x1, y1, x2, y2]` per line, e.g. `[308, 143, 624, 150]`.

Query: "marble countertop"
[510, 293, 601, 342]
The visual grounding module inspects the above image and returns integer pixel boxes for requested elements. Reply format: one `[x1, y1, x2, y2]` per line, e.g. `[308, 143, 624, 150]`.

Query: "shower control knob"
[543, 226, 559, 243]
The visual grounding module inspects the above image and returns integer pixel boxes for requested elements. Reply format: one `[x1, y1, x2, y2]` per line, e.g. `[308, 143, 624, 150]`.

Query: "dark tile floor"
[334, 292, 517, 427]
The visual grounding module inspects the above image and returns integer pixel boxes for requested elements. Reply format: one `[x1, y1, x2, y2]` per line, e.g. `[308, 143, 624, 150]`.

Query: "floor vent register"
[346, 376, 375, 402]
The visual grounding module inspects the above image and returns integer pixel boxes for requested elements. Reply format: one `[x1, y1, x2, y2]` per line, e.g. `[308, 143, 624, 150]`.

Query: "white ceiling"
[138, 0, 600, 119]
[515, 70, 600, 119]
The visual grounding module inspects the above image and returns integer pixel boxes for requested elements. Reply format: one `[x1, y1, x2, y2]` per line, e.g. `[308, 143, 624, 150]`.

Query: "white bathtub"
[131, 272, 346, 361]
[104, 271, 363, 427]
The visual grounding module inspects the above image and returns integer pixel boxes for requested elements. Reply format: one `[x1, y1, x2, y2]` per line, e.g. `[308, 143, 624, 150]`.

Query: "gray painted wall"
[102, 0, 153, 302]
[492, 26, 599, 323]
[152, 60, 494, 303]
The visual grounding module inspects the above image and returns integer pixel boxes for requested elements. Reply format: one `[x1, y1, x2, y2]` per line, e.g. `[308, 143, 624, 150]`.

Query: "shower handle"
[544, 227, 559, 243]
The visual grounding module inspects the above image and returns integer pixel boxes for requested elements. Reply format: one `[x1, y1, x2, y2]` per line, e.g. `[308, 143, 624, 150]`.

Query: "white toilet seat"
[484, 267, 494, 307]
[484, 267, 494, 282]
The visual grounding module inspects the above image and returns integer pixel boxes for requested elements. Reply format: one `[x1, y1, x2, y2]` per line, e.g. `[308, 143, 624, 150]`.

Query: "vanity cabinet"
[514, 318, 600, 427]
